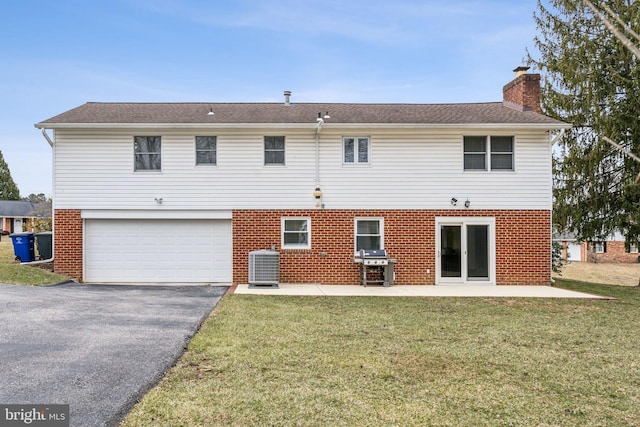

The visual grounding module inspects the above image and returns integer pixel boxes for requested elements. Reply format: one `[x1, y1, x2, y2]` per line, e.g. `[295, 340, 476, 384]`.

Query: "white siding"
[53, 127, 552, 210]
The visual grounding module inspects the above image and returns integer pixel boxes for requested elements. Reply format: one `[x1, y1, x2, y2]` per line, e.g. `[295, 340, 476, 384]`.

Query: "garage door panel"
[85, 219, 232, 283]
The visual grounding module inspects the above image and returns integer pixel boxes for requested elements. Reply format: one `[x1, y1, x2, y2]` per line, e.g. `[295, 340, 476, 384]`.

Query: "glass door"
[436, 218, 495, 285]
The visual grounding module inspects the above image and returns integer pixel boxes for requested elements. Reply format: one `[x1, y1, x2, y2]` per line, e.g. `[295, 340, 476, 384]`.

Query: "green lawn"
[0, 238, 69, 285]
[122, 281, 640, 426]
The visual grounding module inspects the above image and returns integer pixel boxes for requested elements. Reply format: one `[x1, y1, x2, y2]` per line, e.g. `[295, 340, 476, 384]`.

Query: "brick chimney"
[502, 66, 541, 113]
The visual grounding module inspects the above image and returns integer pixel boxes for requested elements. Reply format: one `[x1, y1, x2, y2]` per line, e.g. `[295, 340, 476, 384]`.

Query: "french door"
[436, 217, 495, 285]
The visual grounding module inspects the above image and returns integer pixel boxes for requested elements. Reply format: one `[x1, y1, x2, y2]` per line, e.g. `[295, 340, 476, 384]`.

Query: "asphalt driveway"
[0, 282, 227, 427]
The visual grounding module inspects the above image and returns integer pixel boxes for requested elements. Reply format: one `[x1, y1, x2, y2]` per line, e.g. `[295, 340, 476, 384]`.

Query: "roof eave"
[35, 122, 572, 130]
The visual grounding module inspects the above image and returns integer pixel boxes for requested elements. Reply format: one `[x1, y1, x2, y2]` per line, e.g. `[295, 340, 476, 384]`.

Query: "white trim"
[281, 217, 311, 249]
[81, 210, 232, 219]
[354, 217, 384, 254]
[435, 217, 496, 285]
[342, 136, 371, 165]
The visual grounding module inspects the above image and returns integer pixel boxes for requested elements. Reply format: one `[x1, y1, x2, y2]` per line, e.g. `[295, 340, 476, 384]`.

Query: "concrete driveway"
[0, 282, 227, 427]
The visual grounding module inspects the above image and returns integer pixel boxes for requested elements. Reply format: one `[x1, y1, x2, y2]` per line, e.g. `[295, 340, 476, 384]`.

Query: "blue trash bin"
[10, 232, 35, 263]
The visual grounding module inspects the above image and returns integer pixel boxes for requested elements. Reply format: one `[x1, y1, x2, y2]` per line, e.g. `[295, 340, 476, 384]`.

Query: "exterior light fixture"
[324, 111, 330, 119]
[207, 108, 214, 116]
[313, 187, 323, 208]
[450, 197, 457, 206]
[464, 199, 470, 208]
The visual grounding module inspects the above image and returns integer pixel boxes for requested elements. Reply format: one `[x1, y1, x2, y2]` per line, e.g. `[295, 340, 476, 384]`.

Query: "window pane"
[134, 136, 161, 171]
[463, 136, 486, 152]
[491, 136, 513, 152]
[265, 136, 285, 164]
[490, 153, 512, 170]
[440, 225, 461, 277]
[196, 136, 216, 165]
[357, 220, 379, 234]
[467, 225, 489, 279]
[284, 233, 308, 245]
[285, 220, 307, 232]
[344, 138, 355, 163]
[265, 151, 285, 164]
[264, 136, 284, 150]
[196, 151, 216, 164]
[357, 236, 381, 251]
[464, 153, 486, 170]
[196, 136, 216, 150]
[358, 138, 369, 163]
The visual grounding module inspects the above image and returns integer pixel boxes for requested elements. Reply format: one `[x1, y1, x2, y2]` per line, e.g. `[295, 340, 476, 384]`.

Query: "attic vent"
[248, 250, 280, 287]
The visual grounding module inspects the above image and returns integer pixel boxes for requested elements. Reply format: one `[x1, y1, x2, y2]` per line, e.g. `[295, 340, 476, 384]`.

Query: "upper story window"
[282, 217, 311, 249]
[344, 137, 370, 164]
[264, 136, 285, 165]
[355, 218, 383, 252]
[134, 136, 161, 171]
[463, 136, 514, 171]
[196, 136, 217, 165]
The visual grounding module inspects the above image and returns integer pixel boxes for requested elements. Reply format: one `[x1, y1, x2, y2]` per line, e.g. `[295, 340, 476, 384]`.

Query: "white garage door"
[85, 219, 232, 283]
[567, 242, 582, 261]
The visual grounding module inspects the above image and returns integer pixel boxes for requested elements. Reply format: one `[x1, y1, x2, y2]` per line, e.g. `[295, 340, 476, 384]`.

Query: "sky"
[0, 0, 546, 197]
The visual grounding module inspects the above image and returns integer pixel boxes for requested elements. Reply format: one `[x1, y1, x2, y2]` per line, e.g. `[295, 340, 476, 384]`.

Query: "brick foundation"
[53, 209, 83, 281]
[54, 208, 551, 285]
[233, 209, 551, 286]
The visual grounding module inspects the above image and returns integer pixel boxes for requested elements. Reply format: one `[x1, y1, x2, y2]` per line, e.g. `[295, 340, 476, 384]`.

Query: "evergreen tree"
[0, 150, 20, 200]
[528, 0, 640, 242]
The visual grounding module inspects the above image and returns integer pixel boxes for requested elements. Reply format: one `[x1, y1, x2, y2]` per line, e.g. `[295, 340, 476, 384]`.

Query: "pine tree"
[0, 150, 20, 200]
[528, 0, 640, 241]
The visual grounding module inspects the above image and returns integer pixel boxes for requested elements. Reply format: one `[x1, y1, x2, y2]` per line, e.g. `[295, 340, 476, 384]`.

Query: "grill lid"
[359, 249, 388, 258]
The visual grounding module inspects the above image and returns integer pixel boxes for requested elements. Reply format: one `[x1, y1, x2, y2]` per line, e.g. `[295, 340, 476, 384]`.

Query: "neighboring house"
[0, 200, 51, 235]
[554, 231, 640, 263]
[35, 67, 570, 285]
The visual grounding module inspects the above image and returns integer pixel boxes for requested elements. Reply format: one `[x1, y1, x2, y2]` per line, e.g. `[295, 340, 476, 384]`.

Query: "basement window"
[355, 218, 383, 252]
[282, 217, 310, 249]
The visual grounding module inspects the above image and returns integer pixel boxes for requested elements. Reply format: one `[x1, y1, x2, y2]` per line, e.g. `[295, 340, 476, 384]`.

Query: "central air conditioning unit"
[248, 249, 280, 287]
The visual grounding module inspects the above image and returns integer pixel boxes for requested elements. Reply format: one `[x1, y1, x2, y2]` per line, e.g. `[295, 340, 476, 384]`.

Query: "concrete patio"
[233, 284, 611, 299]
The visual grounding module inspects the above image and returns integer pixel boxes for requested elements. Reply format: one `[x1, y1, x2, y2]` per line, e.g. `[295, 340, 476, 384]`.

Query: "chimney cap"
[513, 66, 530, 77]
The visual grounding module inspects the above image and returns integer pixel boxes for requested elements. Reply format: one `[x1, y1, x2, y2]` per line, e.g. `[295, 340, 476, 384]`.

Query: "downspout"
[314, 117, 323, 208]
[25, 127, 55, 264]
[548, 128, 566, 284]
[40, 128, 54, 147]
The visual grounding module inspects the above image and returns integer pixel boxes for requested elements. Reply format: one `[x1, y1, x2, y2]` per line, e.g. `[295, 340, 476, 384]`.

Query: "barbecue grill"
[352, 249, 396, 287]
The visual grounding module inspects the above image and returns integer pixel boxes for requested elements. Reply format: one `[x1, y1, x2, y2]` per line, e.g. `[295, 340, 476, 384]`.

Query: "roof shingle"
[36, 102, 568, 127]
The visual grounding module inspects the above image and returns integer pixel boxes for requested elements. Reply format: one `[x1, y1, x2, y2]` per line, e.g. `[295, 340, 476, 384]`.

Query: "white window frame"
[343, 136, 370, 165]
[629, 242, 638, 253]
[264, 136, 286, 165]
[134, 136, 162, 172]
[195, 136, 217, 166]
[594, 242, 606, 253]
[281, 217, 311, 249]
[354, 217, 384, 254]
[463, 135, 514, 171]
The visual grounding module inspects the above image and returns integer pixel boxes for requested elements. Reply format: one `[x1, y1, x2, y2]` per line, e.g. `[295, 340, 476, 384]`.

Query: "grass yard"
[555, 261, 640, 287]
[0, 237, 69, 285]
[122, 281, 640, 427]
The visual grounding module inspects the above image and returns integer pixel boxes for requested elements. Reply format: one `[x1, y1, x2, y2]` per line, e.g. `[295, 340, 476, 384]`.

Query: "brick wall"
[587, 241, 640, 263]
[53, 209, 83, 281]
[502, 73, 541, 113]
[233, 209, 551, 286]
